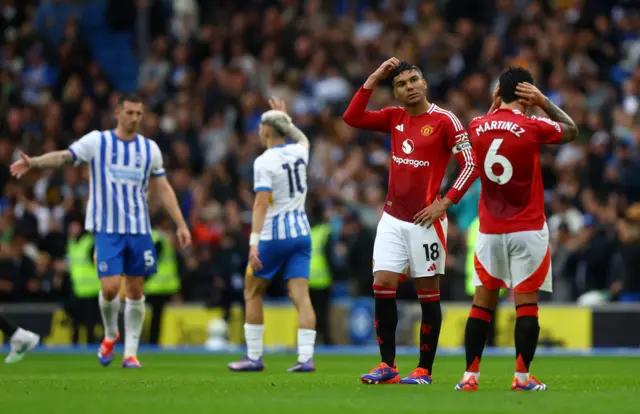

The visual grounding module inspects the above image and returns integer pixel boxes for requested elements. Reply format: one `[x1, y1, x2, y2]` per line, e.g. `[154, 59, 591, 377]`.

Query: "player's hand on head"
[176, 226, 192, 249]
[515, 82, 545, 107]
[372, 57, 400, 80]
[10, 151, 32, 179]
[268, 97, 287, 113]
[249, 246, 262, 271]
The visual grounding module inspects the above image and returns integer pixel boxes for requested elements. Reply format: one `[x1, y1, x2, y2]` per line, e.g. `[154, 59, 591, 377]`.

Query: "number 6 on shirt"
[484, 138, 513, 185]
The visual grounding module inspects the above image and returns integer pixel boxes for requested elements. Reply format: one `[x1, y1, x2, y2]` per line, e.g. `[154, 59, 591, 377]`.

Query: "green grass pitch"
[1, 354, 639, 414]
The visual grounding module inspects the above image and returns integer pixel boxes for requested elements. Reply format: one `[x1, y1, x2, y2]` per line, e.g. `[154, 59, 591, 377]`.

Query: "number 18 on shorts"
[372, 212, 447, 278]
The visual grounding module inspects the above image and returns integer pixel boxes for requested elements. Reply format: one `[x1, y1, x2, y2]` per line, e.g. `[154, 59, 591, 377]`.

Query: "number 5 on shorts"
[144, 250, 155, 268]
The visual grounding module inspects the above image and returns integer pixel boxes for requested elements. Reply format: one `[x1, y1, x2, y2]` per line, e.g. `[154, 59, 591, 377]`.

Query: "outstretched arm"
[31, 150, 75, 168]
[10, 150, 74, 179]
[12, 130, 102, 179]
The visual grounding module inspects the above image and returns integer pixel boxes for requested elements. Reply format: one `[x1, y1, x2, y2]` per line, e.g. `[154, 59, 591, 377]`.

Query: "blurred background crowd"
[1, 0, 640, 317]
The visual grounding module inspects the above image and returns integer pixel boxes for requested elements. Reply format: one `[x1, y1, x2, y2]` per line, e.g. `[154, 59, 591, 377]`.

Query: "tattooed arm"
[543, 97, 579, 143]
[516, 82, 579, 143]
[30, 151, 75, 168]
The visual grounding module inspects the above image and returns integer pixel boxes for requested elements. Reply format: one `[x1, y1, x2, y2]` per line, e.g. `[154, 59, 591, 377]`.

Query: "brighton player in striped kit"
[10, 94, 191, 368]
[228, 98, 316, 373]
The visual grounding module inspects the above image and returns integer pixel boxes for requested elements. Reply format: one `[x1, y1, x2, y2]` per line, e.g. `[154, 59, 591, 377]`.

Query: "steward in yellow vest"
[309, 224, 332, 290]
[68, 234, 101, 298]
[67, 233, 101, 344]
[144, 230, 180, 296]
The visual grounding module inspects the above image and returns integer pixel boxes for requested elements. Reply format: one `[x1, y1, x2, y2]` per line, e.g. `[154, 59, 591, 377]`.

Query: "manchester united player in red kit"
[343, 58, 478, 385]
[455, 67, 579, 392]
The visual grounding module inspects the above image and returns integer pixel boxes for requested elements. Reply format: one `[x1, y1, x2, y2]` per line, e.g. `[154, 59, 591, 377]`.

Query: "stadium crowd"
[1, 0, 640, 308]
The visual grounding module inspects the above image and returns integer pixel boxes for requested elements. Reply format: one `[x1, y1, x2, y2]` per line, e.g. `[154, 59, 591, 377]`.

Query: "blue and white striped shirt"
[68, 130, 165, 235]
[253, 143, 311, 241]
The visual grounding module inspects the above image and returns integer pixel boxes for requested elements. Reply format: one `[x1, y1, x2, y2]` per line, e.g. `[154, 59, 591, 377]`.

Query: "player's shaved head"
[115, 93, 144, 137]
[499, 66, 534, 104]
[117, 93, 143, 107]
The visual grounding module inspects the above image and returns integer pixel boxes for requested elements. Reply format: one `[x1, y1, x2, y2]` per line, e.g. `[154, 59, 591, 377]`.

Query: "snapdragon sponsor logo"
[392, 155, 430, 168]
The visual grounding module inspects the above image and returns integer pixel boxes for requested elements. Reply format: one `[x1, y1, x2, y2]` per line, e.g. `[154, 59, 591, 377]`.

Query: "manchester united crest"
[421, 125, 433, 136]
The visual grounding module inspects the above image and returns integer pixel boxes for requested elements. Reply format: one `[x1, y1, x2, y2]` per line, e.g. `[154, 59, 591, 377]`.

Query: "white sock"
[244, 323, 264, 360]
[464, 371, 480, 381]
[515, 372, 529, 383]
[297, 329, 316, 363]
[99, 291, 121, 341]
[124, 296, 146, 358]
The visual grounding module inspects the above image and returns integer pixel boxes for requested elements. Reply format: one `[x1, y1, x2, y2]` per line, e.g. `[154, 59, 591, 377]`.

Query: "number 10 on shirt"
[282, 158, 306, 198]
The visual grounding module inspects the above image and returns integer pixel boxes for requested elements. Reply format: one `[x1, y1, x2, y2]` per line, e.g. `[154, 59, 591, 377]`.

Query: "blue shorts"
[95, 232, 157, 277]
[250, 236, 311, 281]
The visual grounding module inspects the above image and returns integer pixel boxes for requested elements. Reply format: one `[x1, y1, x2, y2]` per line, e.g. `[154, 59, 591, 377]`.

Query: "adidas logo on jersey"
[392, 155, 430, 168]
[427, 263, 436, 272]
[395, 124, 404, 132]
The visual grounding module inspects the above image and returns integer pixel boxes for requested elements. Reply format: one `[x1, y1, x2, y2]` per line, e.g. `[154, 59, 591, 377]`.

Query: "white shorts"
[372, 212, 448, 278]
[473, 223, 552, 293]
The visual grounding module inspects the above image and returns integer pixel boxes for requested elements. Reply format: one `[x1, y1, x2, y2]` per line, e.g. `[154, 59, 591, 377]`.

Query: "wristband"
[249, 233, 260, 246]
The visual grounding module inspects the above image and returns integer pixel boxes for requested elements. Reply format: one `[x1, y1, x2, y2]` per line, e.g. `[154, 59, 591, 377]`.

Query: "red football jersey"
[469, 108, 564, 234]
[343, 87, 478, 222]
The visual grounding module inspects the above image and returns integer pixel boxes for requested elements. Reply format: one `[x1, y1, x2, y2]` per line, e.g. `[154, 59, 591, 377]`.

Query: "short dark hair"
[390, 61, 423, 85]
[499, 66, 534, 104]
[117, 93, 143, 107]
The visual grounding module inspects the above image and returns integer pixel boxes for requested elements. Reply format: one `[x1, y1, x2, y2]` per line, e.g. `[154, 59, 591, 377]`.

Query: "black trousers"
[146, 294, 172, 345]
[487, 309, 497, 347]
[70, 297, 100, 345]
[309, 288, 333, 345]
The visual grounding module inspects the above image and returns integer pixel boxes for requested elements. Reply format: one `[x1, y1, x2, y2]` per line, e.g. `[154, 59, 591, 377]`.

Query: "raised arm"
[516, 82, 579, 143]
[541, 98, 579, 143]
[342, 58, 399, 132]
[265, 97, 309, 149]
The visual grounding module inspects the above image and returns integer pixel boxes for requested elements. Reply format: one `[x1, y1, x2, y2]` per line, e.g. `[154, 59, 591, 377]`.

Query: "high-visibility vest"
[144, 230, 180, 295]
[309, 224, 332, 289]
[465, 217, 480, 296]
[68, 234, 101, 298]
